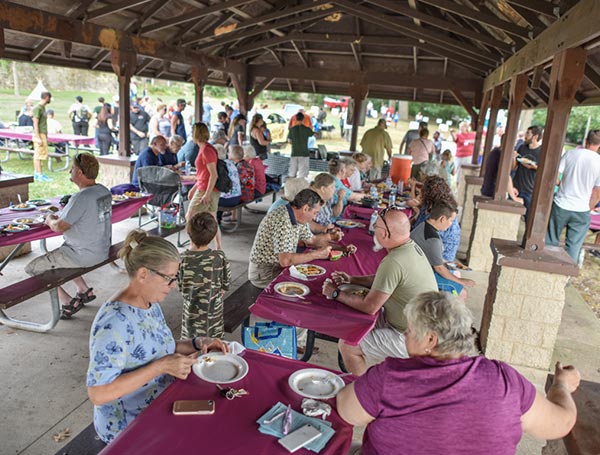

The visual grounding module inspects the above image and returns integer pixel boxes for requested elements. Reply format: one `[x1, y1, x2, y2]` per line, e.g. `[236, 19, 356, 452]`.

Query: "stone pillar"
[458, 175, 483, 257]
[97, 155, 136, 190]
[480, 239, 578, 371]
[457, 163, 480, 217]
[467, 200, 524, 272]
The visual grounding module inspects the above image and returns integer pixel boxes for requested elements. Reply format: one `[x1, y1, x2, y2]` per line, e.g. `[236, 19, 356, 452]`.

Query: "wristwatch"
[331, 288, 340, 300]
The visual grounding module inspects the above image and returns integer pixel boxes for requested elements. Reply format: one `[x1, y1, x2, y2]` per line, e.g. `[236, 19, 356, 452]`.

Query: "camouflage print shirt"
[177, 249, 231, 339]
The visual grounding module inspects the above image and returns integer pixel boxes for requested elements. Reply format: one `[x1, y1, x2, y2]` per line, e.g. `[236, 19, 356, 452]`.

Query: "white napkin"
[226, 341, 246, 355]
[289, 265, 308, 281]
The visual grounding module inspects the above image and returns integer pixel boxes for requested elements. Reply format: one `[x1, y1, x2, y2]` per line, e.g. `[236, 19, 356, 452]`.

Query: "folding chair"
[137, 166, 188, 246]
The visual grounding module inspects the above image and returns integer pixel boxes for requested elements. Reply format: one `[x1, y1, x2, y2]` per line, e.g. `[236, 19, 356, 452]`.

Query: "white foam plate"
[288, 368, 345, 399]
[274, 281, 310, 297]
[192, 352, 249, 384]
[294, 264, 326, 277]
[339, 284, 370, 297]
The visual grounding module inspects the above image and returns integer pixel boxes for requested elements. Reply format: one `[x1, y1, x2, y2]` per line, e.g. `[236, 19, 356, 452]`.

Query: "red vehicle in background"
[323, 97, 349, 109]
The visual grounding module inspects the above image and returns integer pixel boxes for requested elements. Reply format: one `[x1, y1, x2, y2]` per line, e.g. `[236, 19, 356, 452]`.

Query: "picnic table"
[250, 220, 387, 346]
[342, 202, 412, 221]
[99, 349, 353, 455]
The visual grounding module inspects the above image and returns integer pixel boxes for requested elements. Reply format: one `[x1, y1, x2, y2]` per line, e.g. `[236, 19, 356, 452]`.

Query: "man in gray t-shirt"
[26, 153, 112, 319]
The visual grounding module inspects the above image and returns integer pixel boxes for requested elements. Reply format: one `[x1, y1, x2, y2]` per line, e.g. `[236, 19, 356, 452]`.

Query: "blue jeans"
[546, 201, 591, 262]
[519, 191, 532, 223]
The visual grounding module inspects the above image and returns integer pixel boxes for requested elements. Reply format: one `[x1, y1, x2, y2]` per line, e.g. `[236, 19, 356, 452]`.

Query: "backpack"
[75, 105, 90, 123]
[215, 159, 232, 193]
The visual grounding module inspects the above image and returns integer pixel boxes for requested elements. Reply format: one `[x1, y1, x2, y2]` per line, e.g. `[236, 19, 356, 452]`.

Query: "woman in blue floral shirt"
[86, 229, 228, 444]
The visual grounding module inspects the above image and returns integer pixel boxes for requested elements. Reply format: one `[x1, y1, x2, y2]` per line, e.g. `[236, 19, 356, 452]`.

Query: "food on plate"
[278, 284, 307, 296]
[329, 250, 344, 261]
[2, 223, 29, 232]
[124, 191, 143, 198]
[295, 264, 325, 276]
[40, 205, 59, 213]
[350, 288, 369, 297]
[11, 203, 33, 210]
[336, 220, 358, 228]
[27, 199, 51, 206]
[12, 217, 39, 225]
[112, 194, 128, 202]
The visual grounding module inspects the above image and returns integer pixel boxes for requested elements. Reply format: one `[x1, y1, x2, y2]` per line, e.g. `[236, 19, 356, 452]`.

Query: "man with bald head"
[323, 208, 437, 375]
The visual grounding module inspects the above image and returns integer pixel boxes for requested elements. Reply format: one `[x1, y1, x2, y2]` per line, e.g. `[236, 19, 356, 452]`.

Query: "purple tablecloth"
[343, 203, 412, 221]
[591, 212, 600, 231]
[100, 350, 353, 455]
[0, 195, 152, 248]
[0, 128, 95, 146]
[250, 224, 387, 345]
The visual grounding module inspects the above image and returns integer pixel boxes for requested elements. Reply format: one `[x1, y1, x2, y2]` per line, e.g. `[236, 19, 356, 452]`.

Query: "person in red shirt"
[187, 122, 222, 250]
[243, 145, 267, 197]
[450, 122, 476, 186]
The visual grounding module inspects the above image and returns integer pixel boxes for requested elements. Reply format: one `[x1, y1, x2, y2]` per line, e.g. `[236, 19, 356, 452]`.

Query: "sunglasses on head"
[377, 205, 405, 237]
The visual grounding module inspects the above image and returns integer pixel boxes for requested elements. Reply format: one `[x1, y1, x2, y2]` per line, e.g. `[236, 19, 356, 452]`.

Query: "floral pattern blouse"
[236, 160, 255, 202]
[87, 300, 176, 443]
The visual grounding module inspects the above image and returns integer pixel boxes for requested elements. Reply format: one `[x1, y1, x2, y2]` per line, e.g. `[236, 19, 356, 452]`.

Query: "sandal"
[76, 287, 96, 305]
[60, 297, 84, 320]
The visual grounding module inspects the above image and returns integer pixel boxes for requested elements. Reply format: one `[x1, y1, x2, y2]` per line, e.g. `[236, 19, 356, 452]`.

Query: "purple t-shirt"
[353, 356, 536, 455]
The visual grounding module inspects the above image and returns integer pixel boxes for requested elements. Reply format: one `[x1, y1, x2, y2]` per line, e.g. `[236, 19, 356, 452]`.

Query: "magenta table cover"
[591, 212, 600, 231]
[99, 350, 353, 455]
[0, 195, 152, 248]
[250, 224, 387, 345]
[0, 128, 95, 146]
[343, 203, 412, 221]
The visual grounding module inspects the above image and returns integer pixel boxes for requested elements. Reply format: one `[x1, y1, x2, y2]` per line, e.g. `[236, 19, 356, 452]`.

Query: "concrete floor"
[1, 199, 598, 455]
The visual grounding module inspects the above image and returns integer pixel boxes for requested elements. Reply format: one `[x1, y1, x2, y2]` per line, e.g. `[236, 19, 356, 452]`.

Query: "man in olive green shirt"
[322, 209, 437, 375]
[32, 91, 53, 182]
[287, 112, 314, 179]
[360, 118, 393, 180]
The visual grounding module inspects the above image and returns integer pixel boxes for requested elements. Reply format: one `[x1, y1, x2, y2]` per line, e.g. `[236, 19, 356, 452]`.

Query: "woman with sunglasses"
[86, 229, 228, 445]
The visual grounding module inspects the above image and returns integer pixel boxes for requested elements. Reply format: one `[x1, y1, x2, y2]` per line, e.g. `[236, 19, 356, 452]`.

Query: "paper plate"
[288, 368, 345, 399]
[295, 264, 326, 277]
[27, 199, 51, 206]
[12, 216, 44, 225]
[9, 204, 35, 211]
[339, 284, 370, 297]
[193, 352, 249, 384]
[335, 220, 359, 228]
[274, 281, 310, 297]
[111, 194, 128, 202]
[1, 223, 31, 233]
[123, 191, 145, 199]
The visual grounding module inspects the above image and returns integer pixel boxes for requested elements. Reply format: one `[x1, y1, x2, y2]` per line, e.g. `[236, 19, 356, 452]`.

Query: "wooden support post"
[191, 66, 207, 126]
[522, 47, 587, 252]
[230, 68, 251, 116]
[473, 90, 490, 167]
[0, 27, 4, 57]
[494, 73, 529, 200]
[349, 83, 368, 152]
[479, 85, 503, 176]
[111, 49, 137, 157]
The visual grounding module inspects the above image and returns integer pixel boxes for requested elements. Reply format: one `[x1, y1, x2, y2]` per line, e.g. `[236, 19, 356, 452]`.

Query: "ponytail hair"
[118, 229, 180, 278]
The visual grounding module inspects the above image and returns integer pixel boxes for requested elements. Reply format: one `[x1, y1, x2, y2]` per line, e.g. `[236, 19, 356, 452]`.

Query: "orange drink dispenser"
[390, 155, 413, 185]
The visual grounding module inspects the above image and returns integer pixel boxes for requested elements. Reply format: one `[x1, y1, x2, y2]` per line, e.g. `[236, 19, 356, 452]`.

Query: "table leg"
[0, 288, 61, 333]
[40, 238, 48, 254]
[0, 243, 25, 274]
[300, 330, 316, 362]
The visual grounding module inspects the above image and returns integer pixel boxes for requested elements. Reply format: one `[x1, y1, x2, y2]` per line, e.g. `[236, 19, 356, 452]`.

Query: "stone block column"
[458, 175, 483, 257]
[467, 199, 524, 272]
[97, 155, 136, 190]
[480, 239, 578, 371]
[456, 163, 480, 216]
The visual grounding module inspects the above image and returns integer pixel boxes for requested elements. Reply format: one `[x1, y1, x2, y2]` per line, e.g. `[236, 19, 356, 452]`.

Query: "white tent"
[27, 80, 47, 101]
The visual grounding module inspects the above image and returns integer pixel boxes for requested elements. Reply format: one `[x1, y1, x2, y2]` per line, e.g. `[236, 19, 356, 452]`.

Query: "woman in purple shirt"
[337, 291, 580, 455]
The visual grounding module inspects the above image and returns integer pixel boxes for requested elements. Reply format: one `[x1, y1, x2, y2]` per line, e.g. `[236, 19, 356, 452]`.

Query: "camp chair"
[137, 166, 187, 246]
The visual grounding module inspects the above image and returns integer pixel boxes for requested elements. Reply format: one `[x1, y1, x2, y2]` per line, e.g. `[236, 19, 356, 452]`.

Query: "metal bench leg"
[0, 243, 25, 274]
[0, 288, 61, 333]
[0, 149, 10, 162]
[300, 330, 316, 362]
[51, 154, 70, 172]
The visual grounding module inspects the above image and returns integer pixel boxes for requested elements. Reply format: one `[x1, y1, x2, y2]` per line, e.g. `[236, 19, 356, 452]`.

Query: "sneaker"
[37, 174, 53, 182]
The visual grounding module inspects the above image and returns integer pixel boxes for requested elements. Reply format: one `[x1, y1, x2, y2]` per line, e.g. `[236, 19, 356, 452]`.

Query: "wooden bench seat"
[0, 224, 186, 333]
[223, 280, 263, 333]
[218, 190, 277, 233]
[0, 146, 71, 171]
[53, 423, 106, 455]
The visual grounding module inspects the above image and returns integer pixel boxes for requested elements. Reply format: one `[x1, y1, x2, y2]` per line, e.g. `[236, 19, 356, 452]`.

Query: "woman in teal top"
[329, 158, 365, 209]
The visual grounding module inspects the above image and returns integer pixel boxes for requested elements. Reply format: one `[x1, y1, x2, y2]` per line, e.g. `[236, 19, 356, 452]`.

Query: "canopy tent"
[26, 80, 47, 101]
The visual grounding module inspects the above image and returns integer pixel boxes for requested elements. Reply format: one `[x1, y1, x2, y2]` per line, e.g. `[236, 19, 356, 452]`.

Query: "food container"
[361, 197, 379, 209]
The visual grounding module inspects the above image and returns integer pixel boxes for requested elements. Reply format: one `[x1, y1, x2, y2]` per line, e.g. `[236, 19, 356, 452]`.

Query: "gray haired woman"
[337, 291, 580, 455]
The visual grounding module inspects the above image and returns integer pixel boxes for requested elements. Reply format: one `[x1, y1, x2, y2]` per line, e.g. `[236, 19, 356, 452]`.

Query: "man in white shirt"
[546, 130, 600, 262]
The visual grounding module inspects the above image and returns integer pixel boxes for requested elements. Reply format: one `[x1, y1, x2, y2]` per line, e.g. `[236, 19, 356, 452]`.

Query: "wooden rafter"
[505, 0, 559, 18]
[127, 0, 171, 33]
[290, 40, 308, 67]
[87, 0, 153, 21]
[90, 49, 111, 69]
[584, 63, 600, 90]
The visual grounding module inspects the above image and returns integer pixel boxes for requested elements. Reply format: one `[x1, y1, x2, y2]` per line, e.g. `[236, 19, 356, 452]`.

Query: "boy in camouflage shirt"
[178, 213, 231, 338]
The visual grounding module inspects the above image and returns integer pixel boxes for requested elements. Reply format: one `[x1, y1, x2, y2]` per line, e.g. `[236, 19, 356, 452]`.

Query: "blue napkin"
[257, 402, 335, 453]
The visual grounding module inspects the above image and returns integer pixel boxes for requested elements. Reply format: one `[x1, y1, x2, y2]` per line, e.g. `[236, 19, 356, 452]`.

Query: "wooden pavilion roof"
[1, 0, 600, 109]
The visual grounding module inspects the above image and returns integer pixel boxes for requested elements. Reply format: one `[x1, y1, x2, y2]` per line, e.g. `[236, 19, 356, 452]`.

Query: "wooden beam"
[67, 0, 98, 20]
[416, 0, 533, 38]
[0, 2, 244, 74]
[290, 40, 308, 68]
[584, 63, 600, 90]
[531, 64, 544, 89]
[140, 0, 253, 34]
[61, 41, 72, 59]
[450, 87, 477, 118]
[135, 57, 155, 73]
[481, 84, 504, 166]
[249, 77, 274, 100]
[0, 27, 4, 57]
[180, 0, 332, 46]
[523, 47, 587, 253]
[349, 83, 369, 152]
[474, 90, 491, 169]
[111, 49, 137, 157]
[87, 0, 153, 21]
[334, 0, 498, 64]
[494, 73, 528, 200]
[247, 65, 483, 92]
[366, 0, 515, 52]
[484, 0, 600, 92]
[127, 0, 170, 32]
[350, 43, 362, 71]
[506, 0, 559, 19]
[30, 39, 54, 62]
[90, 49, 110, 69]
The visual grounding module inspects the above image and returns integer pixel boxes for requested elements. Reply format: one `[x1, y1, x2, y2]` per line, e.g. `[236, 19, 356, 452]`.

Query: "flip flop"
[76, 287, 96, 305]
[60, 297, 84, 320]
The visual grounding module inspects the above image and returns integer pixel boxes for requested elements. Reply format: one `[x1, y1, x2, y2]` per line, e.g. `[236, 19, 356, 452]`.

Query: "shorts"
[189, 189, 220, 214]
[359, 311, 408, 363]
[34, 133, 49, 161]
[434, 271, 463, 295]
[25, 247, 81, 276]
[248, 262, 282, 289]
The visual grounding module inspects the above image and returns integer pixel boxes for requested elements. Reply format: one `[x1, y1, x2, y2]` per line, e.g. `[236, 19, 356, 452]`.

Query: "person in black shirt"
[129, 103, 150, 154]
[510, 125, 543, 221]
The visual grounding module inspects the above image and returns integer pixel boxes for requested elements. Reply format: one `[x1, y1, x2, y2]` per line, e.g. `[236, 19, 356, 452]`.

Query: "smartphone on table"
[278, 424, 322, 453]
[172, 399, 215, 415]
